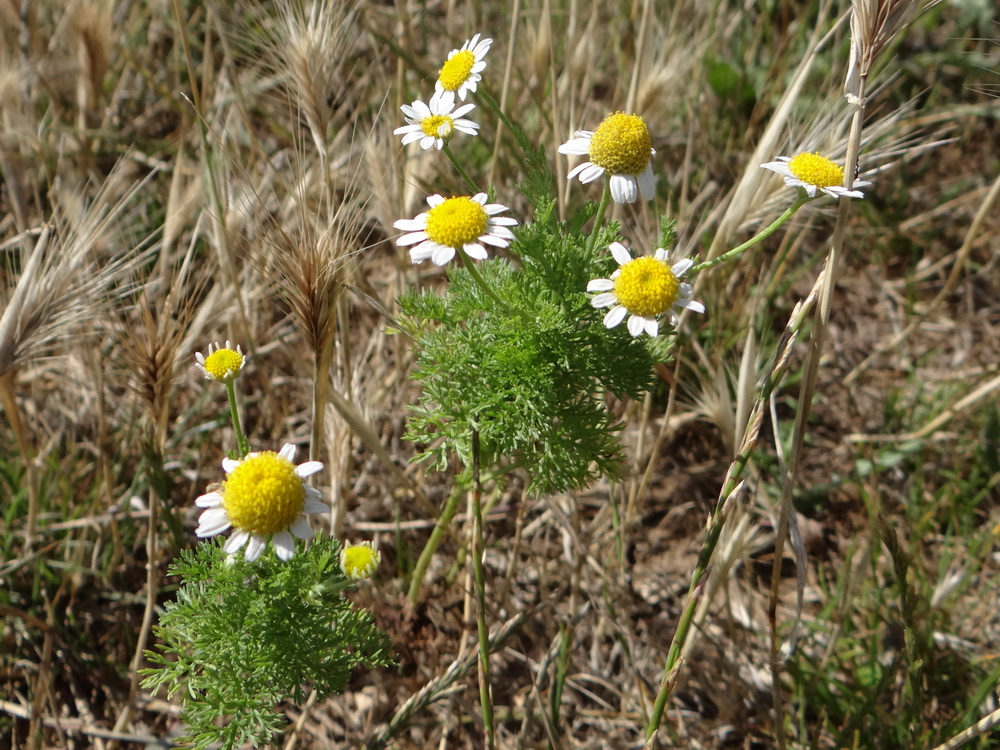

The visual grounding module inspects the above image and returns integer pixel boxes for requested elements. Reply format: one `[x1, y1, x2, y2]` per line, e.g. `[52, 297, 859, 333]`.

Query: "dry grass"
[1, 0, 999, 748]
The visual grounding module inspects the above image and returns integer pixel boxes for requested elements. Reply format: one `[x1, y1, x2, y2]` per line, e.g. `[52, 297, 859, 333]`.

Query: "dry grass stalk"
[70, 0, 112, 130]
[0, 163, 154, 547]
[277, 0, 357, 163]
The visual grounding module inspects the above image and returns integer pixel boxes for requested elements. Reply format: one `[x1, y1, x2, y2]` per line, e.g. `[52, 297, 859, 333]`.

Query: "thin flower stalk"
[470, 430, 496, 748]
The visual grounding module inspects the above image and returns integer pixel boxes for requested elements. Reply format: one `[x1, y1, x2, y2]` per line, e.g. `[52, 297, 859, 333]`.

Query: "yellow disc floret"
[788, 152, 844, 188]
[588, 112, 652, 176]
[439, 51, 476, 92]
[425, 197, 489, 248]
[341, 542, 381, 580]
[420, 114, 453, 138]
[223, 452, 305, 536]
[203, 347, 244, 381]
[613, 257, 680, 317]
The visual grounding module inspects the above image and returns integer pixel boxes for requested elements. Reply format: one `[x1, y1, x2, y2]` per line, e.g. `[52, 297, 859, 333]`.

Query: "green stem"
[691, 194, 810, 273]
[456, 248, 526, 321]
[470, 429, 496, 748]
[224, 380, 250, 457]
[407, 483, 464, 604]
[586, 182, 613, 256]
[443, 143, 480, 194]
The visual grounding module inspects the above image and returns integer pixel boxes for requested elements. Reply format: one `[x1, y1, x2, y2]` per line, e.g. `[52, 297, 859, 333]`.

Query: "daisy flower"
[435, 33, 492, 101]
[393, 193, 518, 266]
[558, 112, 656, 204]
[340, 541, 381, 581]
[394, 90, 479, 151]
[587, 242, 704, 337]
[761, 152, 872, 199]
[195, 443, 329, 562]
[195, 341, 246, 382]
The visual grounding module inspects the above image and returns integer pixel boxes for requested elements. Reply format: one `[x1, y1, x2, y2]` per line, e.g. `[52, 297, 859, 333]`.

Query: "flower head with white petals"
[761, 152, 872, 199]
[558, 112, 656, 204]
[195, 341, 246, 383]
[393, 193, 518, 266]
[394, 91, 479, 151]
[435, 33, 492, 101]
[587, 242, 704, 337]
[195, 443, 329, 562]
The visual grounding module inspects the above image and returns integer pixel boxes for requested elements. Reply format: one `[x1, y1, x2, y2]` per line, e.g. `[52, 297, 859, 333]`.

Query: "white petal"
[224, 529, 250, 554]
[610, 174, 637, 204]
[394, 217, 427, 231]
[273, 531, 295, 561]
[278, 444, 296, 461]
[396, 231, 430, 246]
[479, 227, 514, 247]
[195, 491, 223, 508]
[463, 243, 489, 260]
[244, 535, 266, 562]
[603, 305, 627, 329]
[587, 278, 614, 292]
[672, 258, 694, 277]
[578, 164, 605, 184]
[558, 137, 592, 155]
[627, 315, 647, 337]
[295, 460, 323, 478]
[643, 317, 659, 337]
[195, 507, 231, 537]
[400, 131, 424, 145]
[427, 194, 446, 208]
[453, 103, 476, 118]
[302, 497, 330, 513]
[290, 515, 315, 540]
[455, 123, 479, 136]
[430, 245, 457, 265]
[222, 457, 241, 473]
[591, 291, 618, 309]
[637, 166, 656, 200]
[609, 242, 632, 266]
[409, 242, 437, 263]
[678, 298, 706, 314]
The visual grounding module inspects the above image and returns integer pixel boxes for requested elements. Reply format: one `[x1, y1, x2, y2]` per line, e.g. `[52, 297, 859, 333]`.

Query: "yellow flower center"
[439, 50, 476, 91]
[613, 256, 679, 317]
[588, 112, 652, 176]
[204, 348, 243, 381]
[425, 197, 488, 248]
[788, 152, 844, 188]
[420, 114, 453, 139]
[341, 543, 381, 580]
[223, 452, 305, 536]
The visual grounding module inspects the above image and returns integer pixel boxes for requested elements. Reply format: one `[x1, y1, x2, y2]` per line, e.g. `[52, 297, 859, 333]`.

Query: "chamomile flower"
[340, 541, 381, 581]
[587, 242, 704, 337]
[393, 193, 518, 266]
[194, 443, 329, 562]
[558, 112, 656, 204]
[761, 152, 872, 199]
[195, 341, 246, 382]
[394, 91, 479, 151]
[435, 33, 492, 101]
